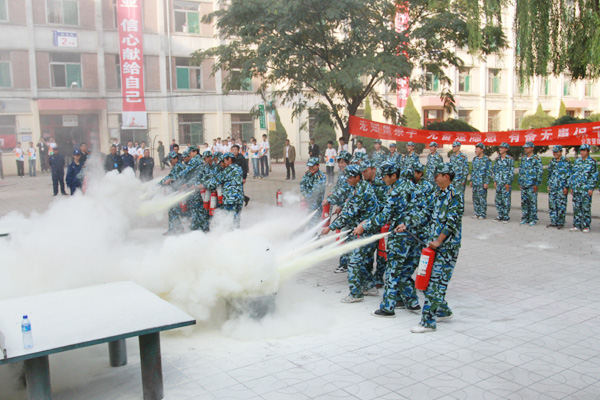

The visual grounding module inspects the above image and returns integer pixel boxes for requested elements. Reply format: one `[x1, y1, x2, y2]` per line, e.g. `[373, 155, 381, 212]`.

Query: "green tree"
[520, 104, 555, 129]
[425, 119, 479, 158]
[312, 122, 337, 161]
[588, 113, 600, 122]
[551, 115, 591, 156]
[197, 0, 506, 141]
[354, 98, 377, 154]
[269, 109, 288, 161]
[398, 96, 425, 154]
[558, 101, 567, 118]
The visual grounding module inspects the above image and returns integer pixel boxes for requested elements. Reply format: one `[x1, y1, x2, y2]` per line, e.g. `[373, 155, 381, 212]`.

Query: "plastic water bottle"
[21, 315, 33, 349]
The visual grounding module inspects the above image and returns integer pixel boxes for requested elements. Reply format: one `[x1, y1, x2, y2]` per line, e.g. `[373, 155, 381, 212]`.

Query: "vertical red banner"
[395, 3, 410, 109]
[117, 0, 147, 129]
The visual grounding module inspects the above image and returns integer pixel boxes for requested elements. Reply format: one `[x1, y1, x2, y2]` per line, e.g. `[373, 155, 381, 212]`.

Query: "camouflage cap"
[580, 143, 591, 151]
[336, 150, 352, 161]
[374, 139, 382, 144]
[413, 162, 425, 172]
[182, 150, 190, 158]
[523, 141, 535, 148]
[306, 157, 320, 167]
[452, 141, 461, 147]
[223, 152, 235, 159]
[188, 145, 199, 153]
[389, 143, 396, 147]
[429, 142, 438, 147]
[436, 163, 454, 175]
[406, 141, 415, 146]
[552, 145, 563, 152]
[362, 160, 375, 169]
[380, 161, 398, 176]
[351, 152, 368, 163]
[499, 142, 510, 148]
[475, 143, 485, 149]
[402, 166, 415, 180]
[202, 150, 213, 158]
[344, 164, 363, 177]
[166, 151, 178, 161]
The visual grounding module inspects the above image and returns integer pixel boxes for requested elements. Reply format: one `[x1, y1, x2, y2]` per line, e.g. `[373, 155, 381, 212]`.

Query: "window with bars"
[47, 0, 78, 25]
[0, 52, 10, 88]
[540, 77, 551, 96]
[563, 74, 574, 96]
[488, 69, 501, 94]
[178, 114, 203, 145]
[0, 115, 17, 149]
[585, 81, 594, 97]
[458, 68, 471, 92]
[0, 0, 8, 22]
[488, 110, 501, 131]
[50, 53, 82, 88]
[231, 114, 254, 142]
[425, 72, 439, 92]
[174, 0, 201, 34]
[176, 58, 201, 90]
[514, 110, 526, 129]
[230, 69, 252, 91]
[457, 110, 471, 125]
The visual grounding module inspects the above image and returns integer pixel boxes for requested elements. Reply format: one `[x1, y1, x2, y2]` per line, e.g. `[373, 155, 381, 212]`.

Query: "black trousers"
[16, 160, 24, 176]
[285, 158, 295, 179]
[52, 170, 65, 194]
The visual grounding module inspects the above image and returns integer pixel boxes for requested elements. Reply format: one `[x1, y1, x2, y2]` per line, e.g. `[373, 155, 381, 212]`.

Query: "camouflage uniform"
[547, 153, 572, 226]
[365, 165, 389, 287]
[371, 149, 387, 167]
[330, 177, 379, 299]
[205, 161, 244, 228]
[300, 167, 326, 228]
[161, 159, 189, 233]
[493, 154, 514, 221]
[327, 152, 353, 271]
[569, 154, 598, 230]
[419, 180, 462, 330]
[471, 154, 493, 218]
[518, 153, 543, 224]
[387, 151, 402, 167]
[425, 152, 444, 183]
[403, 152, 420, 171]
[449, 151, 469, 208]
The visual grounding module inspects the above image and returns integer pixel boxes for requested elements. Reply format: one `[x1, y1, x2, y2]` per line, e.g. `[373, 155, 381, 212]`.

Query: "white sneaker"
[471, 215, 479, 219]
[363, 287, 379, 296]
[502, 220, 509, 224]
[437, 314, 454, 322]
[478, 216, 485, 220]
[583, 228, 590, 233]
[340, 296, 363, 303]
[492, 218, 500, 223]
[410, 325, 436, 333]
[334, 266, 348, 273]
[570, 227, 580, 232]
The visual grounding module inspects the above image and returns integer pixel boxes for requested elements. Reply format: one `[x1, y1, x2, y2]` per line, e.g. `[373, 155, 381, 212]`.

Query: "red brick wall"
[143, 0, 158, 33]
[79, 0, 96, 29]
[8, 0, 27, 24]
[105, 54, 119, 89]
[36, 51, 50, 88]
[145, 55, 160, 91]
[32, 0, 46, 25]
[11, 51, 30, 89]
[81, 53, 97, 89]
[102, 0, 115, 30]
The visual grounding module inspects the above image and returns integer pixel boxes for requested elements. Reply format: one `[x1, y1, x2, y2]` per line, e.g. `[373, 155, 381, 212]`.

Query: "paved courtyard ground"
[1, 163, 599, 400]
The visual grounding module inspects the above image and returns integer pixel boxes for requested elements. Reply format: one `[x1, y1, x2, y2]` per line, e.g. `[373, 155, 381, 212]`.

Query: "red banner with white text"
[349, 115, 600, 146]
[117, 0, 147, 129]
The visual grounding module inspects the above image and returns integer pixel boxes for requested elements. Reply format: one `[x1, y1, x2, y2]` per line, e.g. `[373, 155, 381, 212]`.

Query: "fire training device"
[377, 223, 390, 260]
[322, 203, 331, 220]
[415, 247, 436, 290]
[276, 189, 283, 207]
[217, 185, 224, 205]
[201, 188, 210, 210]
[209, 191, 218, 216]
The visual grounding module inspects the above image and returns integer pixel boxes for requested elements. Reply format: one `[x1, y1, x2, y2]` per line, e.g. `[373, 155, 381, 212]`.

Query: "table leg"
[24, 356, 52, 400]
[108, 339, 128, 367]
[139, 332, 163, 400]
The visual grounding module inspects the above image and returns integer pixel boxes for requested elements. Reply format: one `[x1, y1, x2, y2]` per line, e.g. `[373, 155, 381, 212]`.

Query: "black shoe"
[406, 304, 421, 314]
[546, 224, 557, 228]
[244, 197, 250, 207]
[556, 225, 564, 230]
[372, 309, 395, 318]
[285, 177, 290, 180]
[53, 193, 58, 196]
[61, 192, 68, 195]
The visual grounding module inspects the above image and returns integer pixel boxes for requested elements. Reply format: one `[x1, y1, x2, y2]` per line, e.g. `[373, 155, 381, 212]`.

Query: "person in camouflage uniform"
[160, 151, 189, 235]
[470, 143, 493, 219]
[300, 157, 327, 228]
[569, 144, 598, 233]
[547, 145, 572, 229]
[387, 143, 402, 166]
[362, 160, 388, 287]
[403, 141, 420, 170]
[449, 141, 469, 210]
[492, 143, 514, 223]
[425, 142, 444, 183]
[398, 163, 462, 333]
[518, 142, 543, 226]
[204, 152, 244, 228]
[323, 164, 379, 303]
[351, 151, 368, 165]
[323, 151, 353, 273]
[371, 139, 387, 167]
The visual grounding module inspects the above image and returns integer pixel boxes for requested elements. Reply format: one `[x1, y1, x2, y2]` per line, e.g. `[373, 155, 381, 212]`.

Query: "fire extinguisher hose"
[403, 229, 428, 248]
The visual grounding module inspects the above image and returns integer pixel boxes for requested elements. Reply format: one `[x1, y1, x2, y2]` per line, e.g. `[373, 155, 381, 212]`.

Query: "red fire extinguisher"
[322, 203, 331, 220]
[217, 185, 223, 205]
[300, 200, 308, 210]
[415, 247, 436, 290]
[82, 176, 89, 194]
[180, 202, 188, 213]
[377, 223, 390, 260]
[276, 189, 283, 207]
[202, 189, 210, 210]
[209, 191, 218, 216]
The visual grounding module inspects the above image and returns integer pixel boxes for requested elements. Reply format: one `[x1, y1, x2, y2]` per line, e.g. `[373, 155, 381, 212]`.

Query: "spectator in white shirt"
[324, 141, 337, 186]
[338, 137, 349, 154]
[250, 137, 260, 178]
[353, 140, 367, 154]
[27, 142, 37, 177]
[14, 142, 25, 177]
[259, 134, 270, 178]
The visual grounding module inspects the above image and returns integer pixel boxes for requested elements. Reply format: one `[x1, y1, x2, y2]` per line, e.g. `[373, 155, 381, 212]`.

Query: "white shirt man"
[260, 138, 270, 157]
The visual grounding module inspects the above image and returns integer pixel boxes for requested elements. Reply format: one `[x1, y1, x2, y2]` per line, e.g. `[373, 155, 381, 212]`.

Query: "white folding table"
[0, 281, 196, 400]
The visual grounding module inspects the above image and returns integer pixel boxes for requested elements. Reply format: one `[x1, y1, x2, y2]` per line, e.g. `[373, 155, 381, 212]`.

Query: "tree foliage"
[398, 96, 425, 154]
[198, 0, 506, 141]
[520, 104, 555, 129]
[551, 115, 591, 155]
[425, 119, 479, 158]
[558, 100, 567, 118]
[354, 98, 377, 154]
[312, 122, 337, 160]
[269, 109, 288, 161]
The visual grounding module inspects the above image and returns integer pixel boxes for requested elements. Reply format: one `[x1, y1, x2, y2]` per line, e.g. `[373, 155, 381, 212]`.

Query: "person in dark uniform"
[231, 144, 250, 206]
[49, 147, 67, 196]
[65, 150, 84, 195]
[121, 146, 135, 170]
[104, 145, 123, 173]
[138, 148, 155, 182]
[308, 137, 320, 159]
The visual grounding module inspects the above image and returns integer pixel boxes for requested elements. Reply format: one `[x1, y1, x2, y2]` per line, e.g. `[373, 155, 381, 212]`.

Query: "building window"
[540, 77, 551, 96]
[178, 114, 203, 145]
[0, 115, 17, 150]
[585, 81, 594, 97]
[50, 53, 82, 88]
[458, 68, 471, 92]
[115, 54, 121, 89]
[584, 110, 592, 119]
[47, 0, 79, 26]
[425, 72, 439, 92]
[0, 0, 8, 22]
[514, 110, 526, 129]
[488, 110, 501, 131]
[0, 52, 10, 88]
[566, 110, 575, 117]
[423, 109, 443, 128]
[174, 1, 201, 34]
[516, 77, 530, 95]
[231, 114, 254, 142]
[457, 110, 471, 125]
[176, 58, 201, 90]
[563, 74, 574, 96]
[488, 69, 501, 94]
[230, 69, 252, 91]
